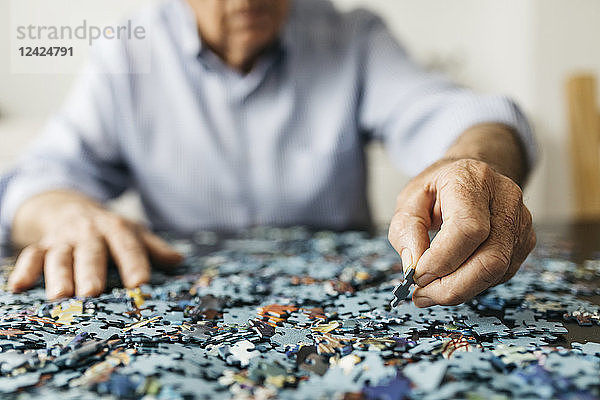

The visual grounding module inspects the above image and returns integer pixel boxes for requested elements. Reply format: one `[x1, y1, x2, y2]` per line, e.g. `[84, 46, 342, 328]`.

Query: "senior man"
[0, 0, 536, 307]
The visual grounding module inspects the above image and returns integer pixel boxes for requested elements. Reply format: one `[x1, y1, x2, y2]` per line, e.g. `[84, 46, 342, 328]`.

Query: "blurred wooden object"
[567, 74, 600, 219]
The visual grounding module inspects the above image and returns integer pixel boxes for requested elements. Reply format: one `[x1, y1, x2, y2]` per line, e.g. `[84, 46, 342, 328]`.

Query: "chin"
[236, 29, 277, 51]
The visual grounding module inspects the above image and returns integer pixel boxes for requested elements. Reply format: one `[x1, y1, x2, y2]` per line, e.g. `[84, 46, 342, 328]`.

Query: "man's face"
[187, 0, 290, 71]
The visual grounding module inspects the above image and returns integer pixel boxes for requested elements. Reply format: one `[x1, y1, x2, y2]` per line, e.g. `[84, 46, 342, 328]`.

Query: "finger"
[412, 189, 519, 307]
[413, 171, 492, 288]
[9, 245, 46, 292]
[498, 222, 536, 284]
[73, 239, 107, 297]
[140, 230, 183, 267]
[388, 186, 434, 272]
[44, 244, 75, 300]
[101, 219, 150, 288]
[412, 240, 512, 307]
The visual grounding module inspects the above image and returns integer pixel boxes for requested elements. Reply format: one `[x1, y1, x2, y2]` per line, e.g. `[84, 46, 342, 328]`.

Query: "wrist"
[443, 123, 528, 185]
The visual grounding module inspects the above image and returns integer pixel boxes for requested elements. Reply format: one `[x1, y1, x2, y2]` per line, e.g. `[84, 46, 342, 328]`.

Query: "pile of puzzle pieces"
[0, 226, 599, 399]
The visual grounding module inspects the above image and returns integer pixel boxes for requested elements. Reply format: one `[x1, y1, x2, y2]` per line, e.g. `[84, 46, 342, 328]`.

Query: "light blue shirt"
[0, 0, 536, 242]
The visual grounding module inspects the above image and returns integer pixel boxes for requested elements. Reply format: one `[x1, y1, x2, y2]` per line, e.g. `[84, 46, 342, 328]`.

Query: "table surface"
[519, 221, 600, 343]
[0, 222, 598, 399]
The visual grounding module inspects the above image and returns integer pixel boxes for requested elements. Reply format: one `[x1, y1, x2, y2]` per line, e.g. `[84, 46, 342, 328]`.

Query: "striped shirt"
[0, 0, 536, 242]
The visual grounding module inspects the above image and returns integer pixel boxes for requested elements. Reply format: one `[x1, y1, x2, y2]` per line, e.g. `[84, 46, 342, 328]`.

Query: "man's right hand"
[8, 190, 183, 300]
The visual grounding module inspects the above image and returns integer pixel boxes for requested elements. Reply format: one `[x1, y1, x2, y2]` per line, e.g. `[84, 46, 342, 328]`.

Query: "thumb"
[388, 185, 433, 274]
[140, 229, 184, 267]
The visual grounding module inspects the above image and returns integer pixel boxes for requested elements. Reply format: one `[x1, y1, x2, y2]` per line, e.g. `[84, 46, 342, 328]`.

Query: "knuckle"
[388, 213, 428, 245]
[120, 239, 144, 255]
[394, 191, 405, 206]
[110, 216, 130, 231]
[488, 249, 511, 269]
[15, 245, 45, 270]
[492, 175, 523, 207]
[456, 217, 490, 244]
[22, 244, 45, 256]
[72, 247, 106, 269]
[456, 159, 494, 184]
[76, 218, 97, 233]
[101, 214, 132, 233]
[67, 218, 101, 241]
[78, 238, 106, 255]
[50, 243, 73, 254]
[510, 195, 524, 215]
[473, 161, 494, 183]
[476, 252, 509, 285]
[500, 179, 524, 209]
[501, 211, 520, 233]
[513, 185, 524, 204]
[387, 220, 400, 244]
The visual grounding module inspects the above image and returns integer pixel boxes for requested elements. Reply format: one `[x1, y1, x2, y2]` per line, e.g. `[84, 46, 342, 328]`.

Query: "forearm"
[441, 123, 529, 186]
[12, 190, 103, 248]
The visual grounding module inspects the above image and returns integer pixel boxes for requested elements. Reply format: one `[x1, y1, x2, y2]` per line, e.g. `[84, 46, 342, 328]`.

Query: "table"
[0, 223, 598, 399]
[535, 221, 600, 344]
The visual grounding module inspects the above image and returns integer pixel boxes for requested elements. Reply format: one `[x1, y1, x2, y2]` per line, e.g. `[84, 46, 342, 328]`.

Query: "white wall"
[333, 0, 600, 222]
[1, 0, 600, 223]
[333, 0, 538, 223]
[530, 0, 600, 221]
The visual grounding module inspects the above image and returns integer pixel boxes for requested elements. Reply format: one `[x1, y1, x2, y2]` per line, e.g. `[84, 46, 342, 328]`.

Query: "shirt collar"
[174, 0, 203, 57]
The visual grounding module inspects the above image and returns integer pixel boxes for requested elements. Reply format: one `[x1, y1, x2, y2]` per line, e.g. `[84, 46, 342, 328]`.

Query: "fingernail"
[9, 283, 24, 293]
[7, 277, 20, 291]
[413, 295, 436, 308]
[75, 287, 93, 298]
[48, 288, 71, 300]
[78, 279, 102, 297]
[127, 273, 150, 288]
[401, 248, 413, 272]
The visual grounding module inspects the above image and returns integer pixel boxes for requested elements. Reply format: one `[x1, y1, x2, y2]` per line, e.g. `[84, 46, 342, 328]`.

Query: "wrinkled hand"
[388, 159, 536, 308]
[8, 194, 183, 300]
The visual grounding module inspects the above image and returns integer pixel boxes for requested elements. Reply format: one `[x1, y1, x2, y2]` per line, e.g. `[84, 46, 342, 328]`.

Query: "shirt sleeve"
[0, 45, 130, 245]
[358, 14, 537, 177]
